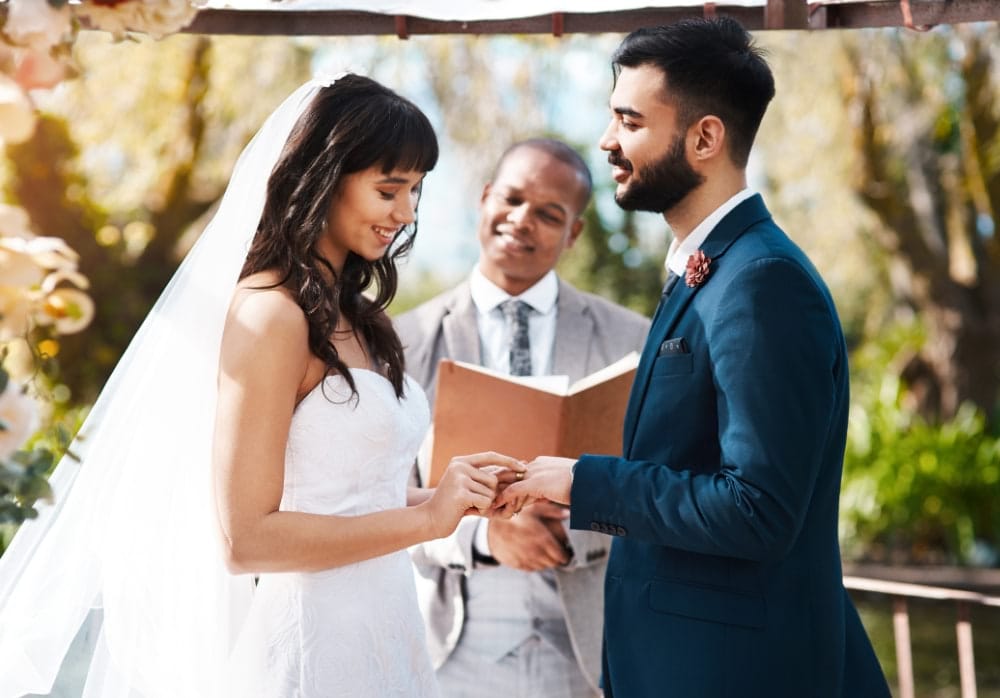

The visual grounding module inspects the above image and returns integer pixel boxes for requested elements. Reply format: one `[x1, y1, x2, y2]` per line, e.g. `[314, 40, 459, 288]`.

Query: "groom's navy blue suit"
[570, 195, 890, 697]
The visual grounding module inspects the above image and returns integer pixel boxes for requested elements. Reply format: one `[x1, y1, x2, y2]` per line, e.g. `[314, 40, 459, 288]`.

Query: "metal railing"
[844, 576, 1000, 698]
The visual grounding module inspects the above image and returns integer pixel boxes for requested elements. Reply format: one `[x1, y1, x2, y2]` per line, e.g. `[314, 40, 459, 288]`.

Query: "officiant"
[395, 138, 648, 697]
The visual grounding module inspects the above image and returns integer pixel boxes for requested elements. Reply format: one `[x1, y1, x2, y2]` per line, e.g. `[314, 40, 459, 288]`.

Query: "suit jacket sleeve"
[559, 529, 610, 570]
[570, 258, 843, 561]
[409, 516, 480, 576]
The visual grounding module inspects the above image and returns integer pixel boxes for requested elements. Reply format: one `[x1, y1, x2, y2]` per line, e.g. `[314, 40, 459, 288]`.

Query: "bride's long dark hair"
[240, 74, 438, 399]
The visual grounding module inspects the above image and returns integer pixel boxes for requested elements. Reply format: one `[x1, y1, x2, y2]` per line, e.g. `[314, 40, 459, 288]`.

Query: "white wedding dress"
[225, 370, 439, 698]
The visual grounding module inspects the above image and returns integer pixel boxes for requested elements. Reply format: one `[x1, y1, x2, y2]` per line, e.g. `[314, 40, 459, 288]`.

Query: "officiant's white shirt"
[469, 265, 558, 376]
[462, 264, 570, 666]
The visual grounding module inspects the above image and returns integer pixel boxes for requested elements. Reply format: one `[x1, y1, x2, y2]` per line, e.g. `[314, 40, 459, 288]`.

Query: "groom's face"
[599, 64, 704, 214]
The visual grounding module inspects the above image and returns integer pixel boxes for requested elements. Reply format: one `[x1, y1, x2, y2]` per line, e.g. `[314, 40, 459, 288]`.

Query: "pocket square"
[658, 337, 689, 355]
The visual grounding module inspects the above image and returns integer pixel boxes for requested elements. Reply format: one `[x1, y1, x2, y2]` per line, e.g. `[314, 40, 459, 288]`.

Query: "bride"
[0, 74, 522, 697]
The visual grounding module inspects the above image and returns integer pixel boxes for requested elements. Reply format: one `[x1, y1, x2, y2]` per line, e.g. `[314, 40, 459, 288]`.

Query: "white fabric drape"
[204, 0, 767, 21]
[0, 78, 333, 698]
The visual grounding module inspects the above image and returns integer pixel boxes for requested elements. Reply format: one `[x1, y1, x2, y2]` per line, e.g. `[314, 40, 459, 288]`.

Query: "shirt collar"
[666, 188, 754, 277]
[469, 266, 558, 314]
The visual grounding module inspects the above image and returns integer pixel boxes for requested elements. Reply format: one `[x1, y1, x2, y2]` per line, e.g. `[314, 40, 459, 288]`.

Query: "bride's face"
[320, 165, 425, 272]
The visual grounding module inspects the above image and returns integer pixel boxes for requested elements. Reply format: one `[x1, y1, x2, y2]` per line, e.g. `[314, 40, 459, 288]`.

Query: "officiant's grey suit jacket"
[395, 278, 649, 693]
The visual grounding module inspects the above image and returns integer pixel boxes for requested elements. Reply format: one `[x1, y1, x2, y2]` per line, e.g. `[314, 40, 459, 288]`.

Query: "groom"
[499, 18, 891, 698]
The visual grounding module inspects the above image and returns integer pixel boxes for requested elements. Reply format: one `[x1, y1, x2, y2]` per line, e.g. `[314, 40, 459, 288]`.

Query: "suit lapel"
[440, 284, 482, 366]
[552, 281, 594, 382]
[622, 283, 694, 453]
[622, 195, 773, 456]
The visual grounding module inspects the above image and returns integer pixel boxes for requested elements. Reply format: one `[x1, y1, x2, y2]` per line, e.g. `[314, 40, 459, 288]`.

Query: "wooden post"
[764, 0, 809, 29]
[956, 601, 978, 698]
[893, 596, 916, 698]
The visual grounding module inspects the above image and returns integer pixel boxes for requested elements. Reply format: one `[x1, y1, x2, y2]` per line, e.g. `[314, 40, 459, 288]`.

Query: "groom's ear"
[690, 115, 726, 163]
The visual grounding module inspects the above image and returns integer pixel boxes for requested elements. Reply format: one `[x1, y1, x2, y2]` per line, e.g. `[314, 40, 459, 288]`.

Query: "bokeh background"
[1, 17, 998, 697]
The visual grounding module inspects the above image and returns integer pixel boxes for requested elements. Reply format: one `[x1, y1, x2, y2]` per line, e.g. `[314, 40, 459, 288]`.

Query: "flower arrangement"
[0, 203, 93, 523]
[0, 0, 194, 524]
[0, 0, 205, 146]
[75, 0, 205, 41]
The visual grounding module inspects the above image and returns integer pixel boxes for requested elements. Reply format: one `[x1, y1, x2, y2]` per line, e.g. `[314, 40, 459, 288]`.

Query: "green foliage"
[0, 356, 85, 556]
[0, 446, 54, 525]
[841, 323, 1000, 565]
[389, 267, 457, 316]
[557, 194, 666, 319]
[0, 368, 81, 531]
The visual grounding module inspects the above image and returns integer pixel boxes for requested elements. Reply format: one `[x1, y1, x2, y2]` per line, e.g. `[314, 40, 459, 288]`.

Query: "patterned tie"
[500, 299, 533, 376]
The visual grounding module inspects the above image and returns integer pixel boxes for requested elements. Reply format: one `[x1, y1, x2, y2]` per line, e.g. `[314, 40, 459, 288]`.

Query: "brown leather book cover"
[427, 353, 639, 486]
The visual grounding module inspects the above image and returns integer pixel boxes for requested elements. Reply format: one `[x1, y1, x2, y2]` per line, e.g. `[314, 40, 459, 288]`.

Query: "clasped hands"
[432, 452, 576, 525]
[431, 453, 578, 570]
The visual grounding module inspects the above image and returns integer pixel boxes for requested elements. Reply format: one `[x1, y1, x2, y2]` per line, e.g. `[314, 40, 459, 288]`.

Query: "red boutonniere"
[685, 250, 712, 287]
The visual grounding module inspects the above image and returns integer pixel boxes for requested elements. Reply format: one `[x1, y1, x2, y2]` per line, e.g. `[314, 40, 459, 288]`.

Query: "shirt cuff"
[473, 517, 492, 557]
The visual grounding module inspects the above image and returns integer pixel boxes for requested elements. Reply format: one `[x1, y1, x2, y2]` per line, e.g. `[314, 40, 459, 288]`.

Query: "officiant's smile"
[477, 144, 590, 296]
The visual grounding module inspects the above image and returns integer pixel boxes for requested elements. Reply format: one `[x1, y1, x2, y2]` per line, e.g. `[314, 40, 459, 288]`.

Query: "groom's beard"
[610, 134, 705, 214]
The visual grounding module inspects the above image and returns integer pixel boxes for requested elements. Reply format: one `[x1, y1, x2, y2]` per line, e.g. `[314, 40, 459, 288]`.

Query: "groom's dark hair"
[612, 17, 775, 168]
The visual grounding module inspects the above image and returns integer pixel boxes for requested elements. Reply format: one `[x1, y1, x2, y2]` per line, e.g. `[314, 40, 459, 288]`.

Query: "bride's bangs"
[374, 101, 439, 176]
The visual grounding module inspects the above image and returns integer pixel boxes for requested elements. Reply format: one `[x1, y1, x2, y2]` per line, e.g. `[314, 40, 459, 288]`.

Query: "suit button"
[591, 522, 601, 532]
[616, 526, 627, 536]
[447, 563, 466, 571]
[602, 524, 612, 534]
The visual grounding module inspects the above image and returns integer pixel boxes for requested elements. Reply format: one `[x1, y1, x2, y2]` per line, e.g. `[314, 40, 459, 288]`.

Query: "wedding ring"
[515, 471, 524, 481]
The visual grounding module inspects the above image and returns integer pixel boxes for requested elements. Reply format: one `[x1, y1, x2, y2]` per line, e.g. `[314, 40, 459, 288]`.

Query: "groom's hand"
[487, 501, 571, 571]
[495, 456, 576, 511]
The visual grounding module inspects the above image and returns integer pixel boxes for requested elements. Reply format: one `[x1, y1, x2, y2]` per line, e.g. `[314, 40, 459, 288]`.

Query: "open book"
[426, 352, 639, 487]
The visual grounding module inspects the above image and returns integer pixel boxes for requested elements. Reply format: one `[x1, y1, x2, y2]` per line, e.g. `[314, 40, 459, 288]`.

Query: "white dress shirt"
[469, 266, 559, 377]
[666, 188, 755, 277]
[463, 265, 569, 664]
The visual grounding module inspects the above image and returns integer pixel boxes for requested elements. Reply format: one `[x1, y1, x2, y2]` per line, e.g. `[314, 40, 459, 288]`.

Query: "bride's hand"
[421, 452, 525, 539]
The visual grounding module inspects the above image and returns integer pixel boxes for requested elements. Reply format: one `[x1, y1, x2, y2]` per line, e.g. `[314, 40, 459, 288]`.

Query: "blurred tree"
[400, 35, 664, 317]
[419, 35, 552, 189]
[557, 193, 665, 318]
[844, 26, 1000, 422]
[753, 32, 882, 349]
[4, 33, 313, 403]
[841, 322, 1000, 564]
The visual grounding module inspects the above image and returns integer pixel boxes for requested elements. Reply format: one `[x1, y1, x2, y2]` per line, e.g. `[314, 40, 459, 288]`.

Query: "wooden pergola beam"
[765, 0, 809, 30]
[183, 1, 999, 36]
[814, 0, 996, 29]
[186, 7, 763, 35]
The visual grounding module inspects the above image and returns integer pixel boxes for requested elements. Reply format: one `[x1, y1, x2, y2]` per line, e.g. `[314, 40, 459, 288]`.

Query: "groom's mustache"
[607, 152, 633, 172]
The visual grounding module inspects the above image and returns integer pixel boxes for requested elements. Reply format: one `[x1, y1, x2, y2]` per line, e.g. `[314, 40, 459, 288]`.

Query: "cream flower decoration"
[39, 288, 95, 335]
[2, 1, 73, 52]
[75, 0, 205, 41]
[0, 74, 37, 145]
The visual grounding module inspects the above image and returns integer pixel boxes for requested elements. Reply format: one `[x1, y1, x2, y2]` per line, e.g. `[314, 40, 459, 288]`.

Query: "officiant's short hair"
[492, 138, 593, 212]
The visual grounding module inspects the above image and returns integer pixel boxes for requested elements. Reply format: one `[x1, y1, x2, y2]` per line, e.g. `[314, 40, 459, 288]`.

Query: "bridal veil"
[0, 77, 337, 698]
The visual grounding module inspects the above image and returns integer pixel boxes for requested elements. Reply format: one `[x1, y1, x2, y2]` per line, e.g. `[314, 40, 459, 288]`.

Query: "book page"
[450, 360, 571, 394]
[568, 351, 639, 395]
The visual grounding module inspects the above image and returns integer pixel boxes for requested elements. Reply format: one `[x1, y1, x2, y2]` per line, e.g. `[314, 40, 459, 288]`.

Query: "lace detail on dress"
[227, 372, 438, 698]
